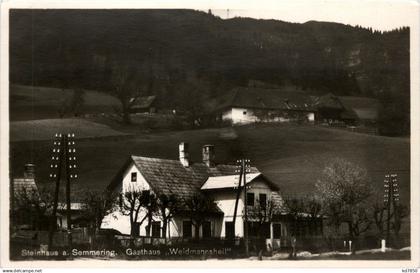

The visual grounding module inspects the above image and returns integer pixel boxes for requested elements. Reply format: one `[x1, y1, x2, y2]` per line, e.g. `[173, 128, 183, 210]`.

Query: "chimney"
[202, 145, 215, 167]
[24, 163, 35, 179]
[179, 142, 190, 167]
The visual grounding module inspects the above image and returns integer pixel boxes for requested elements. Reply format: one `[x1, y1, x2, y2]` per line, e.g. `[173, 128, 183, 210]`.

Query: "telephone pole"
[234, 159, 251, 256]
[47, 133, 78, 256]
[384, 173, 399, 242]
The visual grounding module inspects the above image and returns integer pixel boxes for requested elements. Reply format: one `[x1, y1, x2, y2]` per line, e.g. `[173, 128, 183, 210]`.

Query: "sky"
[199, 0, 418, 31]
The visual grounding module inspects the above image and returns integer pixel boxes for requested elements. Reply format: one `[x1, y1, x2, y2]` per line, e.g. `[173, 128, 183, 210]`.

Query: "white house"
[101, 143, 292, 243]
[206, 87, 316, 125]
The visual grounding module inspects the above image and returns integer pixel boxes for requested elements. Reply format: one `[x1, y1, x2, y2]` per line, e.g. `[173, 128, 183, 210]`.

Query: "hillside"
[10, 84, 120, 121]
[10, 123, 410, 206]
[9, 9, 410, 135]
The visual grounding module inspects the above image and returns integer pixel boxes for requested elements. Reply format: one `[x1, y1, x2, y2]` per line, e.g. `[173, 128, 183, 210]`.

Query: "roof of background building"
[130, 95, 156, 109]
[206, 87, 316, 113]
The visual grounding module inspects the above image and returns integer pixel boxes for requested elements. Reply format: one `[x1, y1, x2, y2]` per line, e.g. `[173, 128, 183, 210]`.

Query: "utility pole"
[65, 133, 77, 258]
[48, 134, 64, 250]
[232, 161, 243, 238]
[47, 133, 77, 256]
[243, 159, 249, 257]
[233, 159, 251, 256]
[384, 173, 399, 243]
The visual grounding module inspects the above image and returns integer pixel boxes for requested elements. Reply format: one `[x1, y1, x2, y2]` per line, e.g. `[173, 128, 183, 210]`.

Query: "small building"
[206, 87, 316, 125]
[101, 143, 313, 245]
[129, 95, 157, 114]
[313, 93, 380, 126]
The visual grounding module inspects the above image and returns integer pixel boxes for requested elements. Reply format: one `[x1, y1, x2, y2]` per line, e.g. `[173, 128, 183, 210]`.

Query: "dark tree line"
[10, 10, 410, 134]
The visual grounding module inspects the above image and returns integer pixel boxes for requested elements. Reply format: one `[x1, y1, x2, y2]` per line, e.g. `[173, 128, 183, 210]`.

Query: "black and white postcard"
[0, 0, 419, 269]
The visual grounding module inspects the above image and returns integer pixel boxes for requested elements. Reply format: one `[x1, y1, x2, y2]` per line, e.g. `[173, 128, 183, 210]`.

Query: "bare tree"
[282, 196, 304, 237]
[142, 191, 158, 237]
[120, 190, 148, 236]
[184, 194, 215, 240]
[82, 189, 118, 244]
[157, 193, 179, 239]
[110, 64, 140, 124]
[315, 158, 373, 253]
[12, 187, 54, 231]
[247, 197, 280, 259]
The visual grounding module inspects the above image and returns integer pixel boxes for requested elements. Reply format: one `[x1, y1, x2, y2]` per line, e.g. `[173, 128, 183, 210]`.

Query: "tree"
[110, 62, 153, 125]
[174, 76, 210, 128]
[142, 191, 158, 237]
[82, 189, 118, 244]
[247, 197, 280, 259]
[120, 190, 148, 236]
[315, 158, 373, 253]
[12, 187, 54, 231]
[184, 194, 215, 240]
[282, 196, 304, 237]
[157, 193, 179, 239]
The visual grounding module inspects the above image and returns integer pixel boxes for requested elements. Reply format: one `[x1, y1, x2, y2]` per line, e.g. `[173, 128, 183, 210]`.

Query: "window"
[259, 193, 267, 208]
[151, 221, 161, 238]
[243, 111, 247, 115]
[225, 222, 234, 239]
[202, 221, 211, 238]
[132, 223, 140, 237]
[131, 172, 137, 182]
[246, 193, 255, 206]
[183, 221, 192, 238]
[273, 223, 282, 239]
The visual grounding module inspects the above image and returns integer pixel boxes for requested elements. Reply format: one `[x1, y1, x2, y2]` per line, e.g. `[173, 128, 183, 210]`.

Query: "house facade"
[102, 143, 290, 243]
[206, 87, 316, 125]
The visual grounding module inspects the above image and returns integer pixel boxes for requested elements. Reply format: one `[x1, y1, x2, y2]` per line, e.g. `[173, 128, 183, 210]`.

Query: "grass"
[10, 84, 120, 121]
[10, 123, 410, 201]
[10, 118, 129, 142]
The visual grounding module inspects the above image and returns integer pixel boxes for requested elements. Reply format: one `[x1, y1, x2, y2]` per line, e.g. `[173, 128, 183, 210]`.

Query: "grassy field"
[10, 123, 410, 202]
[10, 84, 120, 121]
[10, 118, 129, 141]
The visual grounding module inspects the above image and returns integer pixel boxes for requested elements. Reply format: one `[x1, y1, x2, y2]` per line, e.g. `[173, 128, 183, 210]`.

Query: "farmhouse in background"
[102, 143, 321, 245]
[206, 86, 316, 125]
[313, 93, 380, 126]
[129, 95, 157, 114]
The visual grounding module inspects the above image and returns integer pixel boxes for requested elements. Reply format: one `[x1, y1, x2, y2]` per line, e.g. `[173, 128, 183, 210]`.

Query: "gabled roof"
[206, 86, 316, 113]
[107, 153, 285, 216]
[108, 155, 261, 200]
[130, 95, 156, 109]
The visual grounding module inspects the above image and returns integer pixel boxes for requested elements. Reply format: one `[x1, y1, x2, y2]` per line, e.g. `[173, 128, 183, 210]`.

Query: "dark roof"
[313, 93, 344, 110]
[108, 155, 281, 214]
[130, 95, 156, 109]
[13, 178, 38, 198]
[109, 155, 261, 199]
[206, 87, 316, 113]
[338, 96, 380, 120]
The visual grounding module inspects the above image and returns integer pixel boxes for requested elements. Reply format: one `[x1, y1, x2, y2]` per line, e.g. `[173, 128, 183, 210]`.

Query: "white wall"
[122, 163, 150, 193]
[223, 107, 315, 125]
[211, 178, 276, 238]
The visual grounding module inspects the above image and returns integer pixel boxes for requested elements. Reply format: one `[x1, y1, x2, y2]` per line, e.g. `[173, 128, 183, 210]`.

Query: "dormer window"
[131, 172, 137, 182]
